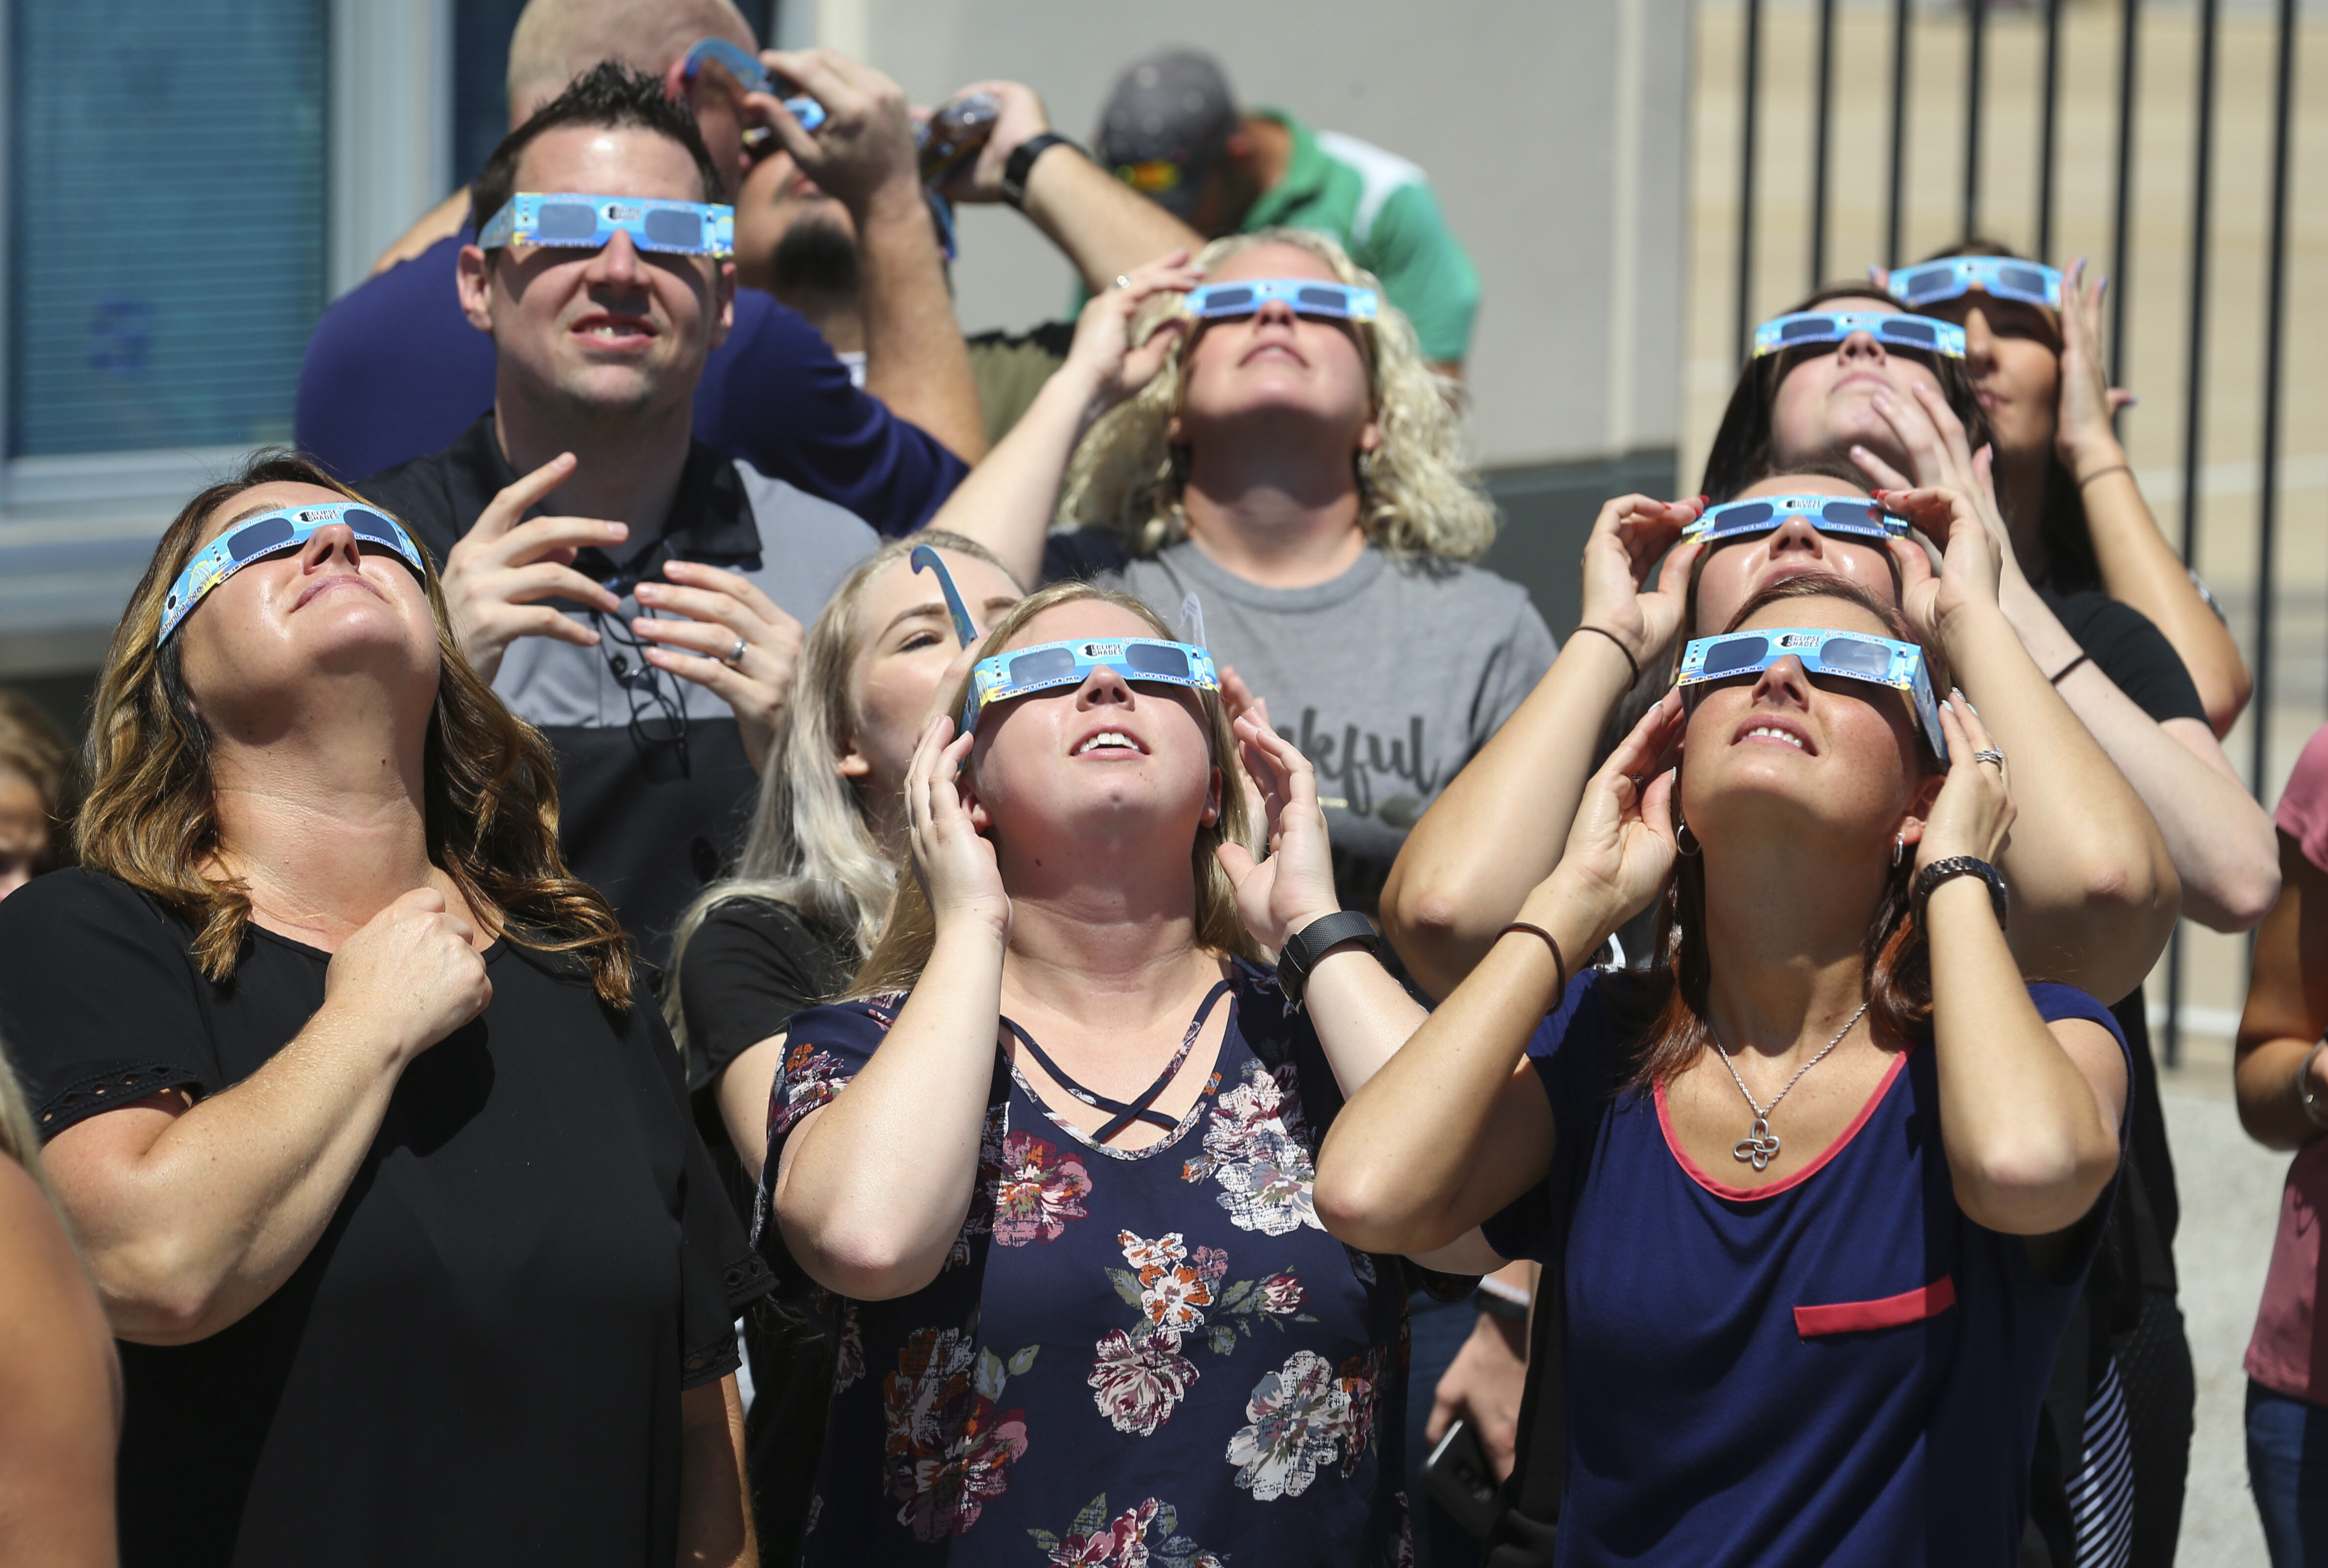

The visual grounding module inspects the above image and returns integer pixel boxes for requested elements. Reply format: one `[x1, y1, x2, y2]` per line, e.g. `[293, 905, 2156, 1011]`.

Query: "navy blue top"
[1482, 973, 2129, 1568]
[760, 961, 1420, 1567]
[294, 233, 965, 533]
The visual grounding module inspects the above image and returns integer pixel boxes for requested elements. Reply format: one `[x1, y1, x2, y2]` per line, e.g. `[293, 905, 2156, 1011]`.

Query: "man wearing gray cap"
[1096, 46, 1480, 371]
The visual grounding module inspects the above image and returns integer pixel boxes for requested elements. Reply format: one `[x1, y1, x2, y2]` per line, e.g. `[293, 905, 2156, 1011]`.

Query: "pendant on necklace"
[1733, 1116, 1782, 1171]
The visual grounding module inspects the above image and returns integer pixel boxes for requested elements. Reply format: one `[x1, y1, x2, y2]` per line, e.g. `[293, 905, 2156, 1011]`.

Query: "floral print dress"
[759, 960, 1422, 1567]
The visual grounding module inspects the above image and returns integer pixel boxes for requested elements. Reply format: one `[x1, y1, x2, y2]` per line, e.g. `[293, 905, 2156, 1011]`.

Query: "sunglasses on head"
[1684, 495, 1911, 547]
[679, 37, 829, 133]
[1677, 626, 1947, 759]
[1751, 310, 1967, 360]
[1887, 256, 2062, 311]
[159, 503, 428, 645]
[1183, 279, 1380, 324]
[477, 193, 736, 258]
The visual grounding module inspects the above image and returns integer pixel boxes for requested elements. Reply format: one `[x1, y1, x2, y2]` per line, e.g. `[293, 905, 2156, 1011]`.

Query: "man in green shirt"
[1094, 47, 1481, 371]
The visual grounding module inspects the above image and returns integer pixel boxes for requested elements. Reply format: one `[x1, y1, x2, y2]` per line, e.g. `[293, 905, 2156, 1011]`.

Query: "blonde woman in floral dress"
[760, 580, 1470, 1565]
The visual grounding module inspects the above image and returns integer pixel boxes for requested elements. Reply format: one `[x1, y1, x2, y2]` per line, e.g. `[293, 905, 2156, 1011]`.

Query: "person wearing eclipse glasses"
[361, 64, 886, 968]
[1314, 554, 2135, 1566]
[0, 454, 767, 1568]
[298, 0, 986, 504]
[1884, 245, 2250, 735]
[757, 562, 1483, 1565]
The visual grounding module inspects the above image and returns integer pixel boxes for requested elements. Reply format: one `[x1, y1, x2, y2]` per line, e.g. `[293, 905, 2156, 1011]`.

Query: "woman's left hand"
[1916, 693, 2016, 871]
[2053, 257, 2135, 473]
[1881, 484, 2003, 641]
[1215, 709, 1339, 950]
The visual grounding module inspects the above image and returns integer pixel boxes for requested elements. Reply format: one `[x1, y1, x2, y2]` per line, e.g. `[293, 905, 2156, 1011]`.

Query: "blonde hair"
[665, 532, 1019, 1051]
[1058, 227, 1497, 563]
[505, 0, 752, 120]
[0, 1039, 50, 1198]
[76, 452, 635, 1009]
[850, 582, 1267, 996]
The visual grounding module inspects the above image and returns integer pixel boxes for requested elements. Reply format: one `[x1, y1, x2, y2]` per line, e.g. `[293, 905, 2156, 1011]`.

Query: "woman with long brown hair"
[0, 453, 765, 1568]
[1317, 538, 2133, 1563]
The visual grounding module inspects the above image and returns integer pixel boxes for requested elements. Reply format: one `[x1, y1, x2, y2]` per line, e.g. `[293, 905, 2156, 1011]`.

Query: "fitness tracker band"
[1001, 132, 1080, 208]
[1912, 855, 2009, 931]
[1277, 911, 1382, 1009]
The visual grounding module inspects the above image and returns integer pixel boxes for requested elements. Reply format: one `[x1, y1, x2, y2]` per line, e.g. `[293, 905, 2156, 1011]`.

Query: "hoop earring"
[1892, 835, 1905, 868]
[1675, 817, 1702, 857]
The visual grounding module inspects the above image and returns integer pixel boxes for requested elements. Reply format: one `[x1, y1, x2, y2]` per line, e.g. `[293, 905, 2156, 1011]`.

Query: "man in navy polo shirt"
[362, 65, 879, 967]
[301, 0, 981, 533]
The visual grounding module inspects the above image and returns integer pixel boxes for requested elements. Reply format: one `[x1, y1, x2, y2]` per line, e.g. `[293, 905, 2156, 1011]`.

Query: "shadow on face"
[1172, 241, 1378, 459]
[1690, 473, 1905, 636]
[1766, 293, 1949, 475]
[1927, 294, 2061, 463]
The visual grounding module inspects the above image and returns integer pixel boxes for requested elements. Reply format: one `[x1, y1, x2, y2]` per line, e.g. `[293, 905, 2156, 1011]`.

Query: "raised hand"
[906, 715, 1011, 944]
[438, 453, 625, 681]
[2053, 257, 2135, 477]
[1542, 692, 1684, 936]
[931, 79, 1049, 205]
[1853, 381, 2023, 575]
[631, 561, 804, 772]
[322, 888, 492, 1063]
[1214, 710, 1340, 951]
[751, 49, 918, 214]
[1916, 694, 2015, 871]
[1879, 484, 2003, 643]
[1577, 493, 1707, 671]
[1061, 252, 1203, 415]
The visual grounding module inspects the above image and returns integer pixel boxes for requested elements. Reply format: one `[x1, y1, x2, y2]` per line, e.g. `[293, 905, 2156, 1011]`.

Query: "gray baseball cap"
[1095, 48, 1239, 219]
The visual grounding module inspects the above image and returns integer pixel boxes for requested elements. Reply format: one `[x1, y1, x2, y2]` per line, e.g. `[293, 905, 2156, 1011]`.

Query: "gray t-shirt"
[1048, 533, 1558, 914]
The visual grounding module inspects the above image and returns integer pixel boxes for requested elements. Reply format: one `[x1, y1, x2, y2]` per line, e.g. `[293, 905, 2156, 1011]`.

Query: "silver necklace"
[1710, 999, 1871, 1171]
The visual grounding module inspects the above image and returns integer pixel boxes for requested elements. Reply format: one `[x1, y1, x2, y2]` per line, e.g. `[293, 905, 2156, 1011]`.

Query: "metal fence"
[1721, 0, 2309, 1066]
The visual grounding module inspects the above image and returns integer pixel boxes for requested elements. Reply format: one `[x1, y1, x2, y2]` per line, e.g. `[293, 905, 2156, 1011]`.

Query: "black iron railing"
[1724, 0, 2307, 1066]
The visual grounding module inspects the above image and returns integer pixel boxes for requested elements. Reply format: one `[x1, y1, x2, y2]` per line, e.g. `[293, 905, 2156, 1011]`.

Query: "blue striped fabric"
[7, 0, 325, 456]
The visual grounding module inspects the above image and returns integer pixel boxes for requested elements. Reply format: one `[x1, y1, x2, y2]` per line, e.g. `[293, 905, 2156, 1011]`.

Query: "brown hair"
[75, 451, 635, 1008]
[1698, 282, 1993, 503]
[850, 581, 1265, 996]
[0, 689, 80, 876]
[1612, 573, 1950, 1089]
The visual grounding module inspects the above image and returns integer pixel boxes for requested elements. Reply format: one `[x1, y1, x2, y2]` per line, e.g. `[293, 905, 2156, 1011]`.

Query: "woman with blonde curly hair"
[934, 227, 1553, 920]
[0, 452, 766, 1568]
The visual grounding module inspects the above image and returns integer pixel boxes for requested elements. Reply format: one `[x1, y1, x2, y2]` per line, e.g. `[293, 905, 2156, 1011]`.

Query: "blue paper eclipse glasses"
[159, 503, 428, 645]
[679, 37, 829, 132]
[478, 193, 735, 258]
[1888, 256, 2063, 312]
[1683, 495, 1911, 547]
[970, 637, 1220, 731]
[1752, 310, 1967, 360]
[1183, 279, 1380, 324]
[1678, 627, 1947, 760]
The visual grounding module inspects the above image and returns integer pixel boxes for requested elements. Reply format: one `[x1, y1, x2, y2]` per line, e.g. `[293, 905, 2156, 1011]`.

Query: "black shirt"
[0, 869, 774, 1568]
[360, 416, 878, 966]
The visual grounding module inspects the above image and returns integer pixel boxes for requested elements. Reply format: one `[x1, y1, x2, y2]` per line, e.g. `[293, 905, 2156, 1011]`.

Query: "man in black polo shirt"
[364, 64, 877, 966]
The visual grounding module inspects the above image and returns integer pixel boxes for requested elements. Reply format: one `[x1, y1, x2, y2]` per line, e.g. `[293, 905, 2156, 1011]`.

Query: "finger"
[472, 454, 577, 541]
[494, 561, 624, 611]
[631, 584, 764, 639]
[1214, 841, 1259, 887]
[439, 912, 477, 941]
[1913, 380, 1980, 474]
[2107, 388, 2138, 413]
[1425, 1392, 1458, 1446]
[398, 887, 450, 913]
[632, 616, 761, 661]
[641, 644, 756, 702]
[1605, 689, 1681, 775]
[660, 560, 797, 632]
[1948, 687, 1998, 758]
[1935, 697, 1973, 773]
[1240, 711, 1318, 810]
[1641, 766, 1679, 844]
[492, 606, 604, 649]
[1848, 445, 1915, 492]
[1654, 536, 1705, 600]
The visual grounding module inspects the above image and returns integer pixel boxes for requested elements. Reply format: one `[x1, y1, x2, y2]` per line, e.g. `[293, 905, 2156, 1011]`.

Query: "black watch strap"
[1001, 132, 1079, 207]
[1912, 855, 2009, 930]
[1278, 911, 1381, 1009]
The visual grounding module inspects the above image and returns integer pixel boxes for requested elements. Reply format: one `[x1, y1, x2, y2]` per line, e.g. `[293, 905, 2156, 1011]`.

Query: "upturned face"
[170, 482, 441, 735]
[459, 124, 735, 424]
[1690, 473, 1901, 635]
[1766, 293, 1952, 475]
[838, 548, 1022, 806]
[966, 600, 1221, 863]
[1926, 292, 2062, 464]
[1169, 242, 1381, 464]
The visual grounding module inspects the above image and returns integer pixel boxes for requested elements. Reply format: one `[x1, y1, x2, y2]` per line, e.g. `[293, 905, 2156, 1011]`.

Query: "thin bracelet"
[2297, 1040, 2328, 1131]
[2077, 463, 2133, 489]
[1571, 624, 1641, 688]
[2049, 652, 2091, 685]
[1499, 922, 1568, 1002]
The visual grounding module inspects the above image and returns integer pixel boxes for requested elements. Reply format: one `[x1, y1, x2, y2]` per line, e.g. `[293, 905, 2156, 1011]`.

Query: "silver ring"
[1113, 274, 1132, 290]
[724, 636, 748, 666]
[1972, 748, 2005, 767]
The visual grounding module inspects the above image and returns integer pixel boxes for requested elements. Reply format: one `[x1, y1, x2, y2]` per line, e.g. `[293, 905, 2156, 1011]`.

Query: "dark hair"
[1608, 572, 1949, 1091]
[1913, 238, 2101, 592]
[0, 689, 80, 877]
[469, 61, 724, 238]
[78, 450, 635, 1008]
[1698, 282, 1994, 504]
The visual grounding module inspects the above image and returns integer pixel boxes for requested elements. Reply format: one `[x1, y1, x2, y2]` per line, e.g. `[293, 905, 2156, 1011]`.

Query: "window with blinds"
[8, 0, 327, 458]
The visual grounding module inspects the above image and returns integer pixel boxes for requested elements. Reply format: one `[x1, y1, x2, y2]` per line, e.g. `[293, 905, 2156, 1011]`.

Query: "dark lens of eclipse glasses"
[1814, 637, 1894, 679]
[1780, 316, 1834, 344]
[1710, 500, 1775, 533]
[1998, 265, 2049, 299]
[1201, 285, 1255, 316]
[227, 515, 298, 562]
[1882, 318, 1936, 347]
[642, 208, 704, 249]
[535, 203, 598, 241]
[1007, 647, 1081, 686]
[1122, 643, 1191, 679]
[1819, 499, 1880, 530]
[1702, 636, 1770, 678]
[1295, 285, 1345, 314]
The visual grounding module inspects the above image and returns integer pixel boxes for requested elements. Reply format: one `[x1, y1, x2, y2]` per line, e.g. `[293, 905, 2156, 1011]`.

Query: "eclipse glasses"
[1887, 256, 2063, 312]
[159, 503, 428, 646]
[679, 38, 829, 133]
[1183, 279, 1380, 324]
[909, 545, 1217, 734]
[1677, 626, 1947, 759]
[478, 193, 735, 258]
[1752, 310, 1967, 360]
[1683, 495, 1911, 547]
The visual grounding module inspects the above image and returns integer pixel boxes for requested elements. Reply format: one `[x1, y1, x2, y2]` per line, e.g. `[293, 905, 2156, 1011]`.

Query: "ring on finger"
[1113, 274, 1131, 290]
[1972, 748, 2005, 767]
[723, 635, 748, 667]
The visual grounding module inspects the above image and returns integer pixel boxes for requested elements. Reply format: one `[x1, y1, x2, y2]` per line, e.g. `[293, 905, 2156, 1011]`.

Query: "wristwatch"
[1001, 132, 1080, 208]
[1276, 911, 1382, 1010]
[1911, 855, 2009, 931]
